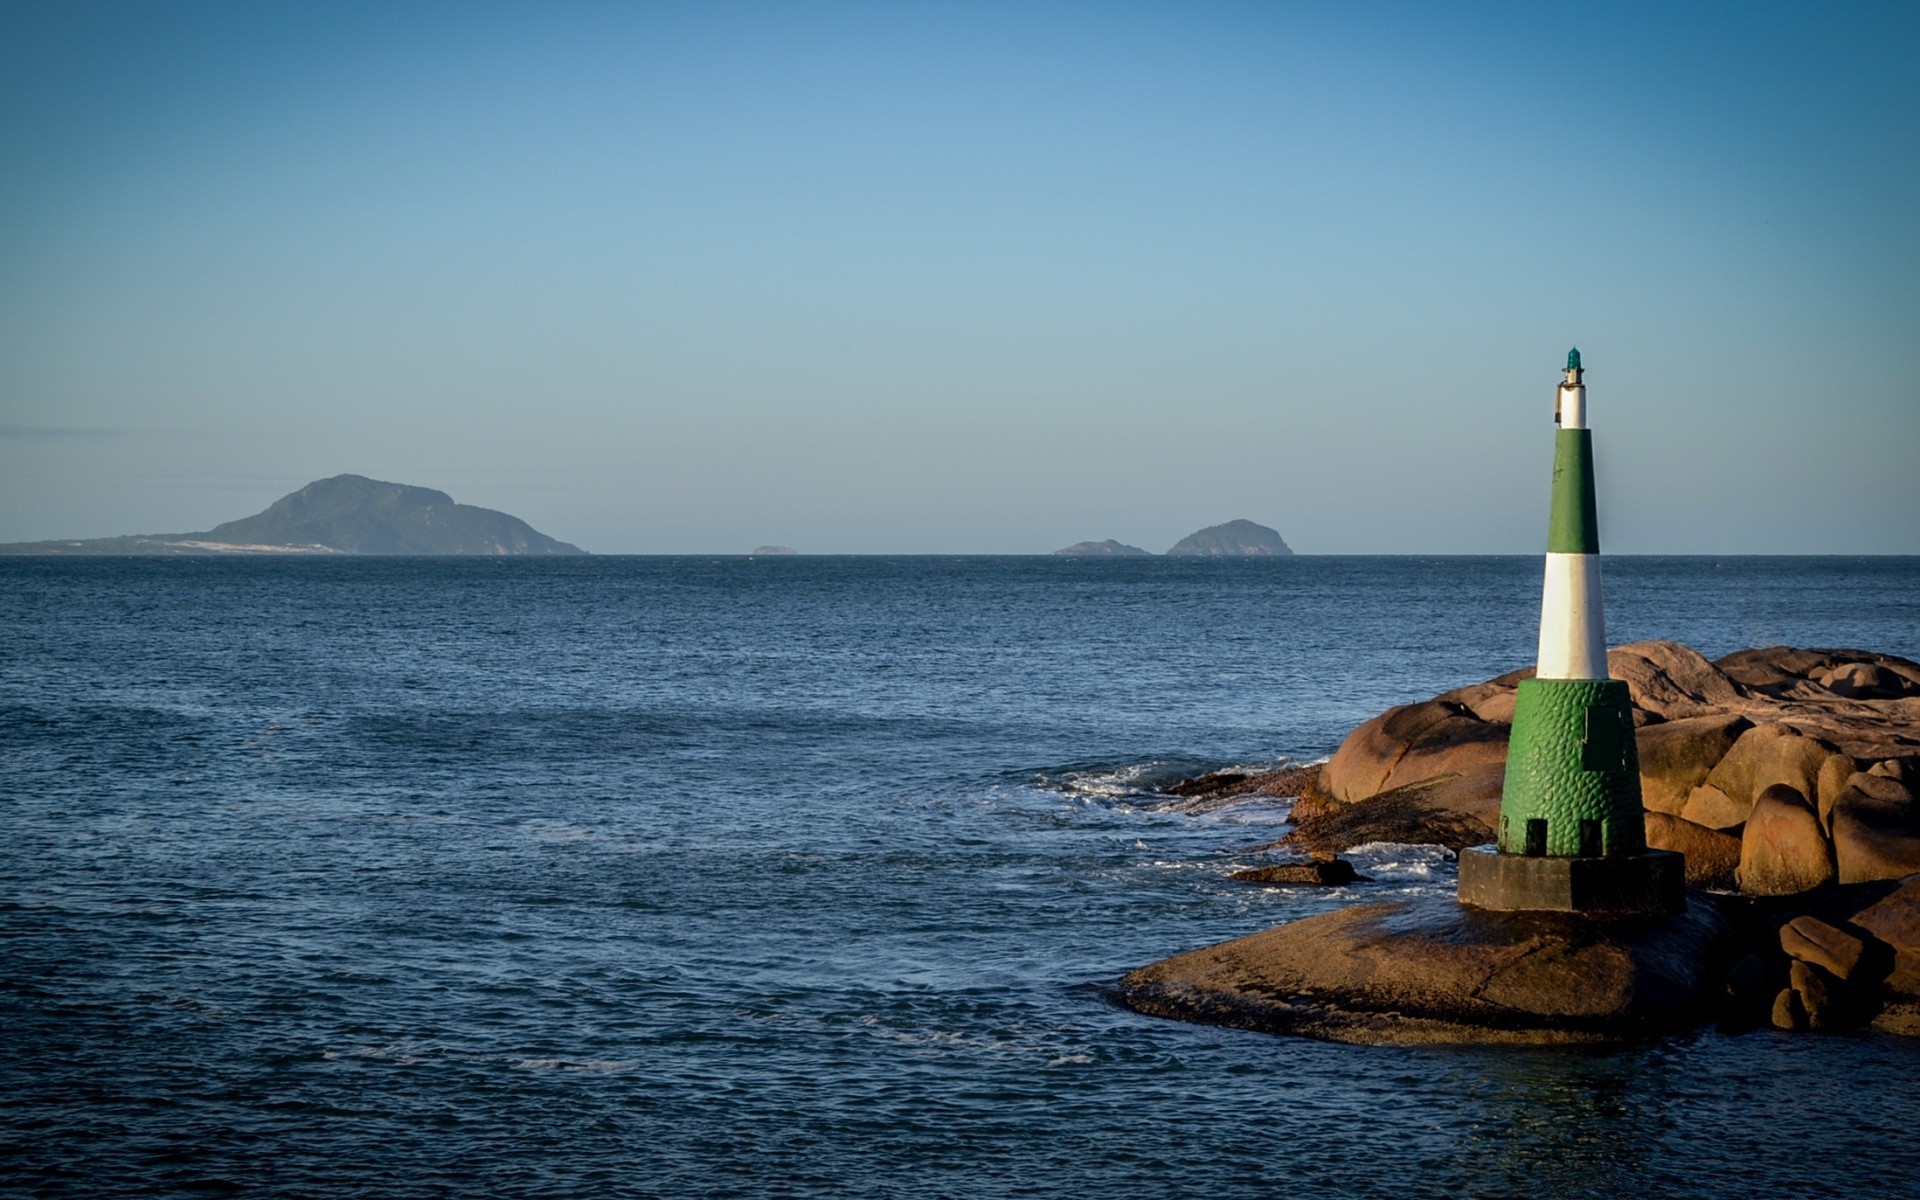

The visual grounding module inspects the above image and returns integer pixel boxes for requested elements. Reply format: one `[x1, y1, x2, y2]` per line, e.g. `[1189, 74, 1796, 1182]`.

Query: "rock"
[1820, 661, 1913, 699]
[1702, 724, 1832, 818]
[1830, 775, 1920, 885]
[1320, 699, 1508, 803]
[749, 545, 796, 555]
[1789, 959, 1841, 1029]
[1116, 895, 1730, 1045]
[1230, 858, 1361, 886]
[1736, 785, 1835, 895]
[1636, 713, 1752, 815]
[1644, 812, 1741, 889]
[1284, 768, 1503, 854]
[1816, 754, 1861, 828]
[1780, 915, 1868, 981]
[1680, 785, 1750, 831]
[1850, 876, 1920, 994]
[1771, 986, 1807, 1031]
[1162, 764, 1320, 803]
[1608, 641, 1746, 719]
[1720, 647, 1844, 696]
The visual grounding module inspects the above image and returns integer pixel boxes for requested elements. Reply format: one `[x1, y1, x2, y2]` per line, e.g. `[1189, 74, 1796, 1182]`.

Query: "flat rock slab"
[1118, 895, 1730, 1046]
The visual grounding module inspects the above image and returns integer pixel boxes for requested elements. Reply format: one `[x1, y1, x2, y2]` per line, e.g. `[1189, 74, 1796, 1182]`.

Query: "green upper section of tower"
[1566, 347, 1581, 371]
[1546, 429, 1599, 554]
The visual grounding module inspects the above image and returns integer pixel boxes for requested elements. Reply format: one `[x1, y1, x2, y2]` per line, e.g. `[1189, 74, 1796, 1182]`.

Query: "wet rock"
[1780, 915, 1868, 981]
[1736, 785, 1835, 896]
[1163, 764, 1320, 804]
[1230, 857, 1361, 886]
[1644, 811, 1741, 889]
[1637, 713, 1752, 815]
[1284, 769, 1502, 855]
[1116, 895, 1730, 1046]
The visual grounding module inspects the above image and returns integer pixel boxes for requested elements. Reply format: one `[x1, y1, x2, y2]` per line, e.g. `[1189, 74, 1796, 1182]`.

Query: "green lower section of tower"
[1497, 678, 1645, 856]
[1546, 429, 1599, 554]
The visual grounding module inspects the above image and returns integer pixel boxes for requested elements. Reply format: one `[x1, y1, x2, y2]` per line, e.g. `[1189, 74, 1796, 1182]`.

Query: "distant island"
[751, 545, 797, 556]
[0, 474, 585, 556]
[1165, 519, 1292, 557]
[1053, 539, 1151, 557]
[1055, 521, 1293, 558]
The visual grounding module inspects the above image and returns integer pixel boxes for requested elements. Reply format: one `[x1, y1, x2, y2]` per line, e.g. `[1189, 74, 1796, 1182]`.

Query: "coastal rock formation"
[1053, 539, 1151, 556]
[0, 474, 585, 556]
[1118, 895, 1730, 1045]
[1165, 520, 1293, 557]
[1287, 642, 1920, 883]
[1138, 642, 1920, 1044]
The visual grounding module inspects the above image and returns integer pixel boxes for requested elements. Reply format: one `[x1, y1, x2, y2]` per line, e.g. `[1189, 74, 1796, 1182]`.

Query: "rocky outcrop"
[1053, 539, 1151, 556]
[1117, 895, 1730, 1045]
[1287, 642, 1920, 891]
[1164, 520, 1293, 557]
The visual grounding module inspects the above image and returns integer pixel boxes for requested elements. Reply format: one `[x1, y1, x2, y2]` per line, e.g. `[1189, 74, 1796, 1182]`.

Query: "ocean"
[4, 555, 1919, 1198]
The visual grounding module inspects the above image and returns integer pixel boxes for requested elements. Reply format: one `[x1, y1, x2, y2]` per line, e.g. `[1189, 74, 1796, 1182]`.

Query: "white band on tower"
[1537, 551, 1607, 679]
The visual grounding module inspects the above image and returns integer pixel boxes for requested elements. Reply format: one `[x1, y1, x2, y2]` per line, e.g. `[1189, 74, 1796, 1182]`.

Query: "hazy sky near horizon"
[2, 1, 1915, 553]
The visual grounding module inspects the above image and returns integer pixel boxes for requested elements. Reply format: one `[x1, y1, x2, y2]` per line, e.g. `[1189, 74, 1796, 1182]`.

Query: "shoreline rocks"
[1118, 894, 1731, 1045]
[1138, 642, 1920, 1045]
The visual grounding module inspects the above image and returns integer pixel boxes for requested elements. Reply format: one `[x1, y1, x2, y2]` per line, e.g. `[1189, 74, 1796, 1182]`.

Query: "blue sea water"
[3, 555, 1919, 1199]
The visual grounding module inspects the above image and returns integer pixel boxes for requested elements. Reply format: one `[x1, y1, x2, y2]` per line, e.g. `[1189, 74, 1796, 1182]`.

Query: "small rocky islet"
[1123, 641, 1920, 1044]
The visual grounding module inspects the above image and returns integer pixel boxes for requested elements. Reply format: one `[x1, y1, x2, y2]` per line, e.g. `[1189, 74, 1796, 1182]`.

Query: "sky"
[2, 0, 1915, 553]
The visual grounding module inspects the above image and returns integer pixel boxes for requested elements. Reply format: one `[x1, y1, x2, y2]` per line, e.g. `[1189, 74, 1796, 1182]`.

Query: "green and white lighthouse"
[1457, 350, 1686, 915]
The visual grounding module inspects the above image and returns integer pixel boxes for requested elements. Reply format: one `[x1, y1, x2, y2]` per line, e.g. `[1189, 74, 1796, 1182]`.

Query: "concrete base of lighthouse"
[1458, 847, 1686, 916]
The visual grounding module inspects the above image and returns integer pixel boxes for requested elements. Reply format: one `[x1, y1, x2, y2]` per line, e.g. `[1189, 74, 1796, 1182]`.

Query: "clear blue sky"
[2, 0, 1915, 552]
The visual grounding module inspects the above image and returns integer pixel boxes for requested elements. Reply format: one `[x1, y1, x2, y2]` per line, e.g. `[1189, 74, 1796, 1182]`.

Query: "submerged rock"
[1230, 857, 1361, 886]
[1117, 895, 1730, 1046]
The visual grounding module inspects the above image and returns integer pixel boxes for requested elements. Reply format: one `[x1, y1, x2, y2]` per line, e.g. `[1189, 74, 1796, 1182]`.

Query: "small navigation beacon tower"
[1457, 350, 1685, 915]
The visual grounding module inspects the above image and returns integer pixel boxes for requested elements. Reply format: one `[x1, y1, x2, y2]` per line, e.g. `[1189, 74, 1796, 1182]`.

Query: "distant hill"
[1165, 519, 1292, 557]
[751, 545, 797, 556]
[0, 474, 585, 556]
[1053, 539, 1151, 557]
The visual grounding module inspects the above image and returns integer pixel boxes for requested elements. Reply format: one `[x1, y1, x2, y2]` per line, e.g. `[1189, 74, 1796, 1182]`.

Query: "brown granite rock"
[1681, 784, 1751, 832]
[1736, 785, 1835, 896]
[1825, 874, 1920, 1034]
[1116, 895, 1730, 1045]
[1320, 700, 1508, 804]
[1636, 713, 1752, 815]
[1830, 775, 1920, 885]
[1644, 812, 1741, 889]
[1771, 986, 1806, 1030]
[1702, 724, 1833, 817]
[1608, 642, 1746, 719]
[1780, 916, 1867, 981]
[1820, 661, 1916, 700]
[1789, 959, 1842, 1029]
